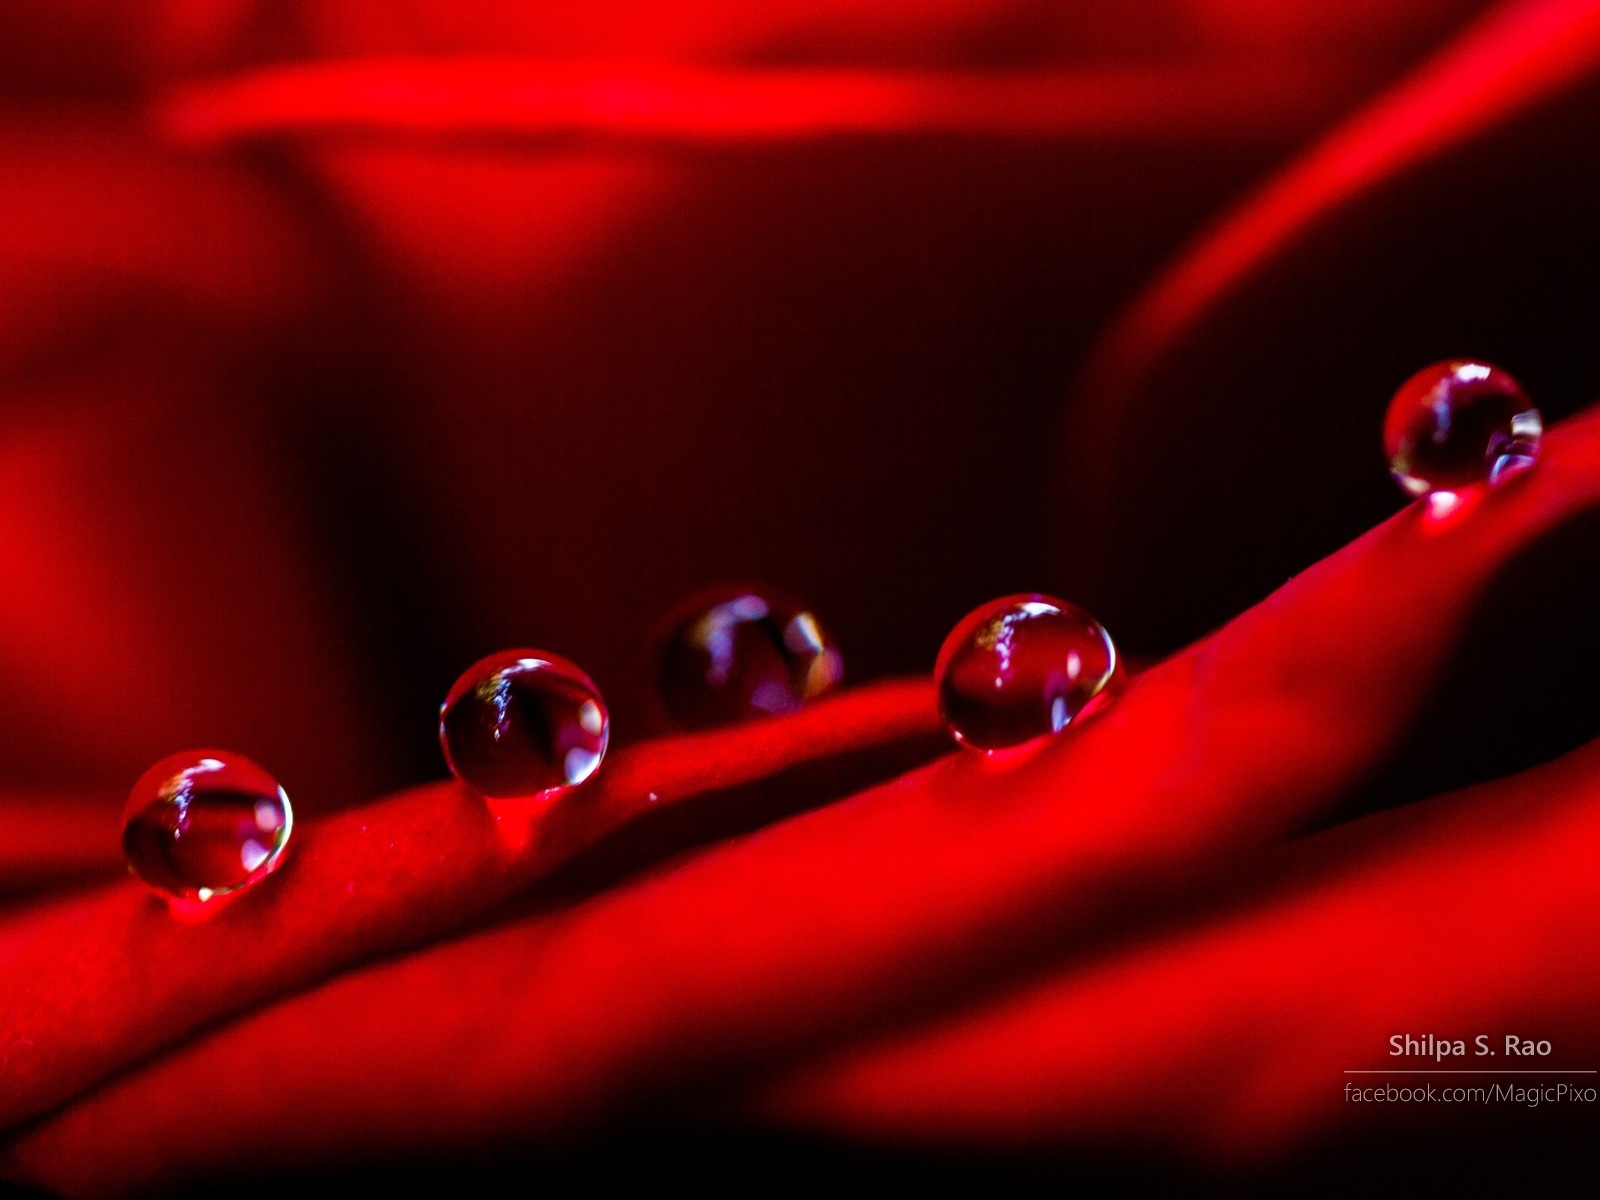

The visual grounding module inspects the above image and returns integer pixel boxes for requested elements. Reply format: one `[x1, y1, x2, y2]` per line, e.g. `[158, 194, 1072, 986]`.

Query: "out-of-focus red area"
[1054, 0, 1600, 653]
[1078, 0, 1600, 409]
[0, 0, 1500, 814]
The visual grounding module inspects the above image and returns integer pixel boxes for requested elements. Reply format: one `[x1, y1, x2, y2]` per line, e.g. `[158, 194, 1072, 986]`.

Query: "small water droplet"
[1385, 360, 1542, 497]
[122, 750, 293, 903]
[649, 584, 843, 730]
[440, 650, 610, 800]
[935, 594, 1122, 752]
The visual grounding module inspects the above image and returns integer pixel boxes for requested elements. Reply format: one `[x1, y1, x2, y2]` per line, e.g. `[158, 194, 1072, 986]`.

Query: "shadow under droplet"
[502, 728, 953, 917]
[1344, 501, 1600, 820]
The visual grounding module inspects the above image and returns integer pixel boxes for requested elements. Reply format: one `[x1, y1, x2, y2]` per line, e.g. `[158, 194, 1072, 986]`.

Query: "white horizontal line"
[1344, 1070, 1596, 1075]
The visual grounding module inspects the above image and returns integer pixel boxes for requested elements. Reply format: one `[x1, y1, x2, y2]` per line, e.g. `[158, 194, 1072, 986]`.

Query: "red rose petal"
[9, 409, 1600, 1191]
[156, 59, 1365, 146]
[0, 678, 937, 1132]
[0, 793, 121, 895]
[19, 730, 1600, 1192]
[760, 737, 1600, 1161]
[1076, 0, 1600, 409]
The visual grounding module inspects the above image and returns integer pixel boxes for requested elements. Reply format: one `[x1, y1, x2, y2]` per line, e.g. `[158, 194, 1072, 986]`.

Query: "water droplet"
[649, 584, 844, 730]
[122, 750, 293, 903]
[1385, 360, 1542, 497]
[439, 650, 610, 800]
[935, 594, 1121, 752]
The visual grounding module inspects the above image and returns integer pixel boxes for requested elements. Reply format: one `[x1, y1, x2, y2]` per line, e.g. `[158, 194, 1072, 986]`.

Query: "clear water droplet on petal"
[649, 584, 843, 730]
[440, 650, 610, 800]
[1385, 360, 1541, 497]
[936, 594, 1122, 752]
[123, 751, 293, 903]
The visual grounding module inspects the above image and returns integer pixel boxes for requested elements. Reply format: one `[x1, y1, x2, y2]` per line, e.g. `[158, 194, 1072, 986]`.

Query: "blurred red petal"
[0, 118, 321, 381]
[1075, 0, 1600, 410]
[0, 793, 121, 894]
[157, 59, 1370, 145]
[0, 394, 397, 804]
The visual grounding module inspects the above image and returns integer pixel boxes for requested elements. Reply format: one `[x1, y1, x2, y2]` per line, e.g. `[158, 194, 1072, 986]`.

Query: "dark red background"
[4, 0, 1545, 808]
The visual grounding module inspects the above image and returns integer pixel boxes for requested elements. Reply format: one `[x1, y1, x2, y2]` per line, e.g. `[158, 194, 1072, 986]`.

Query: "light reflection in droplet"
[936, 594, 1122, 752]
[440, 650, 610, 801]
[1385, 360, 1541, 497]
[650, 584, 843, 730]
[122, 750, 293, 905]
